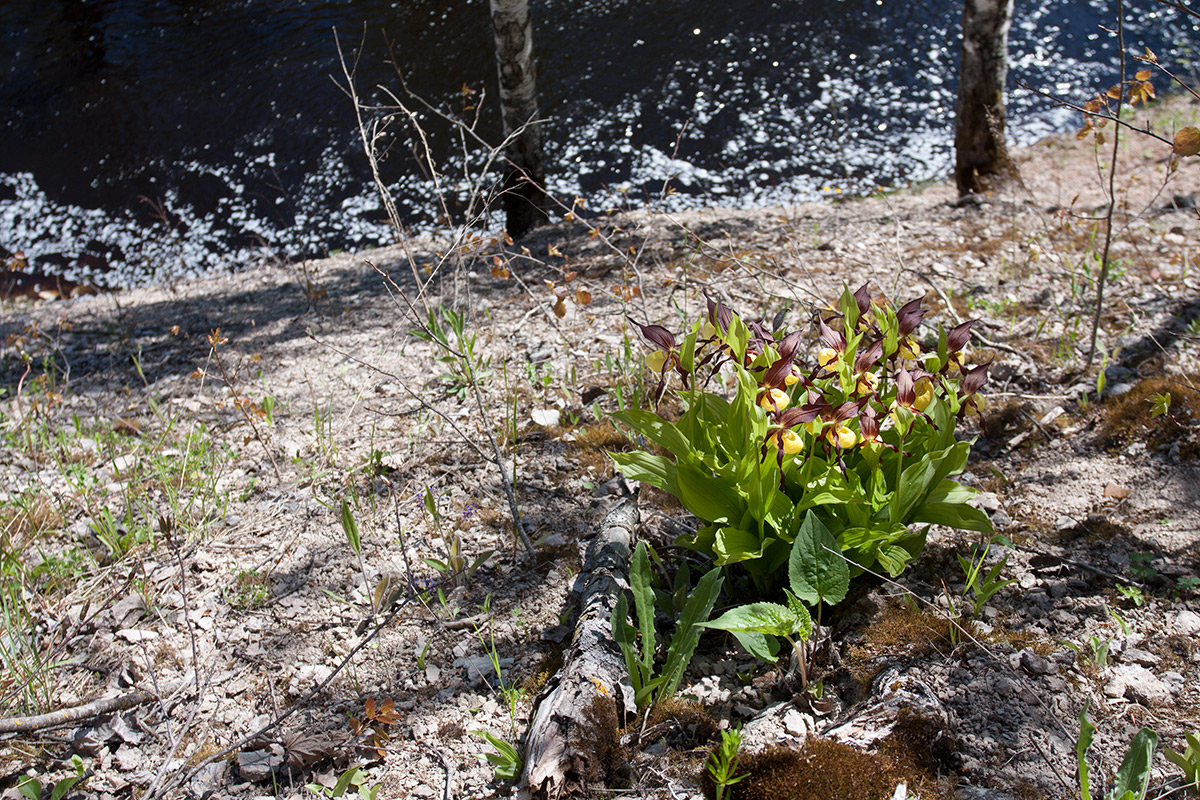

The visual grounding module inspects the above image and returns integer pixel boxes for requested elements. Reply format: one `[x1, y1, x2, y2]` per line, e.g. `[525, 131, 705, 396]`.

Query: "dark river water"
[1, 0, 1196, 288]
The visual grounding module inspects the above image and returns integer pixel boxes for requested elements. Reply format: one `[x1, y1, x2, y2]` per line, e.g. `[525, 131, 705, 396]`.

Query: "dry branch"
[517, 492, 639, 800]
[0, 680, 186, 735]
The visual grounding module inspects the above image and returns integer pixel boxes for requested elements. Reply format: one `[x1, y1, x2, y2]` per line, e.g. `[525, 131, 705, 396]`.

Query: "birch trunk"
[489, 0, 548, 237]
[954, 0, 1014, 196]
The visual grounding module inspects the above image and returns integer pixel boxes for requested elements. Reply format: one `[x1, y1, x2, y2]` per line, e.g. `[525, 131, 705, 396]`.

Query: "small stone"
[1172, 610, 1200, 637]
[783, 708, 809, 738]
[1019, 649, 1054, 676]
[974, 492, 1001, 513]
[991, 510, 1012, 530]
[1049, 609, 1078, 628]
[237, 746, 284, 782]
[1105, 664, 1173, 705]
[1121, 648, 1160, 667]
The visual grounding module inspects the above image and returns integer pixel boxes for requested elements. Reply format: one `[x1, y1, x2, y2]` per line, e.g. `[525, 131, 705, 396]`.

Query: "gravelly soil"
[0, 96, 1198, 800]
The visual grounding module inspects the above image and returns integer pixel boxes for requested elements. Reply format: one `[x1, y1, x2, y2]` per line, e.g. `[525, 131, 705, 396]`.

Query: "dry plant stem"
[209, 344, 281, 479]
[333, 30, 427, 298]
[1087, 1, 1125, 368]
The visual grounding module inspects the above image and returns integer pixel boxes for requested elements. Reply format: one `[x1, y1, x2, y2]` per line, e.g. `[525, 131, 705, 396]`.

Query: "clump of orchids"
[611, 284, 992, 590]
[638, 285, 987, 470]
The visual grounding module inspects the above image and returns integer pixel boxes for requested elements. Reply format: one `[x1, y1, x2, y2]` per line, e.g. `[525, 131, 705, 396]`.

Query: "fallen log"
[517, 491, 639, 800]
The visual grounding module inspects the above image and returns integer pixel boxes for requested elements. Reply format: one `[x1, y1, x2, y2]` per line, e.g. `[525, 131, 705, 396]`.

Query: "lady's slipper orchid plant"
[609, 285, 992, 599]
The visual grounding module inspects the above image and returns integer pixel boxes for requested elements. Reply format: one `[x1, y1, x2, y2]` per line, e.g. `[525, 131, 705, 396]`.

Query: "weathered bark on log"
[489, 0, 548, 238]
[517, 492, 639, 800]
[954, 0, 1014, 196]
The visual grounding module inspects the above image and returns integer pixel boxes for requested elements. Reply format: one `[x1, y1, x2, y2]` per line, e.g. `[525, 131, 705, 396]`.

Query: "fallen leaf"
[1103, 481, 1131, 500]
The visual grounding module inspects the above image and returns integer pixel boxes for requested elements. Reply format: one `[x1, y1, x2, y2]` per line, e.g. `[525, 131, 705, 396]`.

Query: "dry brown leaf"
[1103, 481, 1132, 500]
[1173, 127, 1200, 157]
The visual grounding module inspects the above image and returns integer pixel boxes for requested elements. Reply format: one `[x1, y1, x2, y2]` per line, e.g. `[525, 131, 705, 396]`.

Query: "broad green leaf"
[610, 410, 696, 460]
[1078, 701, 1096, 800]
[629, 543, 656, 679]
[332, 767, 361, 797]
[911, 498, 994, 533]
[875, 544, 914, 577]
[1164, 731, 1200, 788]
[788, 511, 849, 607]
[611, 593, 642, 695]
[1107, 728, 1157, 800]
[340, 500, 361, 555]
[839, 284, 861, 333]
[699, 601, 809, 639]
[731, 630, 780, 663]
[678, 463, 744, 524]
[661, 566, 725, 697]
[609, 451, 679, 496]
[726, 313, 750, 363]
[712, 527, 764, 565]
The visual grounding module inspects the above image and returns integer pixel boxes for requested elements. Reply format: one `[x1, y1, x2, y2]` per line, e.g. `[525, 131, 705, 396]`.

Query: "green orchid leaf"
[609, 451, 679, 496]
[788, 511, 849, 607]
[730, 631, 780, 663]
[875, 544, 915, 577]
[713, 527, 764, 565]
[911, 499, 993, 533]
[678, 463, 744, 524]
[699, 601, 806, 639]
[610, 410, 697, 460]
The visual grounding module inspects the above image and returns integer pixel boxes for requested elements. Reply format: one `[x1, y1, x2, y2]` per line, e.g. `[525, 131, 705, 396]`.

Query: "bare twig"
[1014, 80, 1174, 149]
[1087, 1, 1126, 368]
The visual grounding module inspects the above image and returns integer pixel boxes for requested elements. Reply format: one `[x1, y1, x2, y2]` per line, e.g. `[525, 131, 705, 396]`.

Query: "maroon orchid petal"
[853, 283, 873, 317]
[859, 404, 880, 440]
[777, 330, 805, 361]
[947, 320, 976, 352]
[961, 362, 991, 396]
[854, 338, 884, 373]
[762, 358, 794, 390]
[832, 398, 868, 423]
[747, 319, 773, 344]
[628, 317, 675, 352]
[778, 404, 824, 427]
[895, 368, 916, 407]
[896, 298, 925, 336]
[705, 294, 734, 335]
[817, 316, 847, 351]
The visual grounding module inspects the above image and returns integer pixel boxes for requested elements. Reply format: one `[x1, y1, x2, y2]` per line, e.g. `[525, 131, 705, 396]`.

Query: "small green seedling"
[305, 766, 380, 799]
[473, 730, 522, 781]
[1165, 731, 1200, 791]
[18, 755, 87, 800]
[706, 723, 747, 800]
[957, 537, 1017, 616]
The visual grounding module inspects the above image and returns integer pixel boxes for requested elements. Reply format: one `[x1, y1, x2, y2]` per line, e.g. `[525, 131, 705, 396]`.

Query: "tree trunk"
[489, 0, 548, 238]
[954, 0, 1014, 196]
